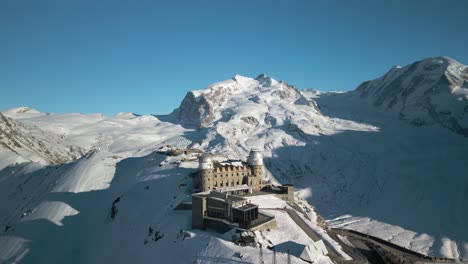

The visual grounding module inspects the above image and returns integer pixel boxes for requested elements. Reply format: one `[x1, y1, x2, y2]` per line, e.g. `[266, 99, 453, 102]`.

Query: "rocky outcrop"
[178, 92, 215, 128]
[240, 116, 259, 126]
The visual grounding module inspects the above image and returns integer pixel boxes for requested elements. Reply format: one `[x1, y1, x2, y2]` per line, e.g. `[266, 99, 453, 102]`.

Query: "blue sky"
[2, 0, 468, 115]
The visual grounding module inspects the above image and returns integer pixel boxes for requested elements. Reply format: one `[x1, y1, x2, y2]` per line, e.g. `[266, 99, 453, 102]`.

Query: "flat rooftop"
[234, 203, 258, 211]
[214, 160, 248, 168]
[216, 184, 251, 193]
[193, 190, 246, 203]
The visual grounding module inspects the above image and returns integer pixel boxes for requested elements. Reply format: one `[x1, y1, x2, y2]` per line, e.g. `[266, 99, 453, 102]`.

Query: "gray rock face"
[178, 92, 214, 128]
[240, 116, 259, 126]
[255, 73, 274, 87]
[353, 57, 468, 137]
[294, 96, 322, 114]
[271, 82, 302, 100]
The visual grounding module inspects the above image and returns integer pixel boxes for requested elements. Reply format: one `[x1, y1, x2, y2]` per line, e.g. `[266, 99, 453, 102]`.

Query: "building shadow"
[273, 240, 307, 259]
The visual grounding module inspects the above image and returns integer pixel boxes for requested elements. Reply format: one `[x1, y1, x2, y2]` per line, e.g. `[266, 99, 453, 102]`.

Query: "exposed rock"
[178, 92, 215, 128]
[294, 96, 322, 114]
[271, 82, 302, 101]
[241, 116, 259, 126]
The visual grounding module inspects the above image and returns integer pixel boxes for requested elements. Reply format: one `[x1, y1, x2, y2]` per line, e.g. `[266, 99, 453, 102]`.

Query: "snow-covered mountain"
[0, 57, 467, 263]
[167, 73, 371, 161]
[353, 56, 468, 137]
[174, 74, 321, 128]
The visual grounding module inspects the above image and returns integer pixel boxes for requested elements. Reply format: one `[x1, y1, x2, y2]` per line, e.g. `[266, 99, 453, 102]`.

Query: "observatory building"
[196, 149, 265, 193]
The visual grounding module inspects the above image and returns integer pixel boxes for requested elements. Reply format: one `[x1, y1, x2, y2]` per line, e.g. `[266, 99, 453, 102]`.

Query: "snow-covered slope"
[0, 109, 331, 263]
[309, 90, 468, 259]
[0, 110, 84, 169]
[353, 56, 468, 137]
[1, 59, 467, 262]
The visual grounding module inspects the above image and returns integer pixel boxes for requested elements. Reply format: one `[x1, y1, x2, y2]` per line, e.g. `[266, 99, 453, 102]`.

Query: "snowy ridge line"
[352, 56, 468, 137]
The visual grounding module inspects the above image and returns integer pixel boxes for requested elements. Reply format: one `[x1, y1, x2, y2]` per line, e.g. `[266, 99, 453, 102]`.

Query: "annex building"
[192, 190, 276, 232]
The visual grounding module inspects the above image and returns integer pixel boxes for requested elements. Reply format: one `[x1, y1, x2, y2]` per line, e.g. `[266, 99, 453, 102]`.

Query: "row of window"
[206, 179, 262, 189]
[203, 171, 261, 176]
[203, 174, 262, 181]
[233, 208, 259, 222]
[214, 166, 248, 172]
[215, 172, 247, 177]
[206, 210, 225, 219]
[214, 180, 241, 187]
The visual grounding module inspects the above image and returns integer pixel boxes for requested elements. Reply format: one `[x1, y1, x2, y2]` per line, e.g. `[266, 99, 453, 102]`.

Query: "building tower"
[199, 154, 214, 191]
[247, 149, 264, 192]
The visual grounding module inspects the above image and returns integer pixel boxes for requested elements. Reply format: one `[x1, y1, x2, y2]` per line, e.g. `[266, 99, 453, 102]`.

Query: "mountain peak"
[232, 74, 253, 83]
[255, 73, 279, 87]
[255, 73, 267, 80]
[176, 74, 320, 128]
[1, 106, 44, 120]
[419, 56, 459, 70]
[3, 106, 40, 114]
[425, 56, 457, 64]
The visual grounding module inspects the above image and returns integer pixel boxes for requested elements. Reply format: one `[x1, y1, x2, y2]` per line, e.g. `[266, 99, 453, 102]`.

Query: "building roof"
[234, 203, 258, 211]
[194, 190, 247, 203]
[226, 195, 246, 203]
[247, 149, 263, 162]
[275, 240, 328, 263]
[216, 184, 251, 193]
[300, 240, 328, 262]
[213, 160, 249, 170]
[219, 160, 244, 167]
[199, 154, 214, 163]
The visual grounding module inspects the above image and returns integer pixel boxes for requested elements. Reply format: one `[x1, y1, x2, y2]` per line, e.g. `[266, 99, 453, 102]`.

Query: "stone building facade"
[197, 149, 264, 193]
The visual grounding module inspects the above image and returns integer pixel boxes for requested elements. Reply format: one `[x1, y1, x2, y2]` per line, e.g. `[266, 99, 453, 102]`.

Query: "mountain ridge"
[352, 56, 468, 136]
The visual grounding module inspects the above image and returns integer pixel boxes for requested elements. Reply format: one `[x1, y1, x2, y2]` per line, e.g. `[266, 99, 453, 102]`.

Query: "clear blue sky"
[2, 0, 468, 115]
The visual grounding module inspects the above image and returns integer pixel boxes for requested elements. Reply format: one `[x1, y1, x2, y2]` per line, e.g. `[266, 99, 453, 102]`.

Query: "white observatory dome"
[199, 154, 214, 170]
[247, 149, 263, 166]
